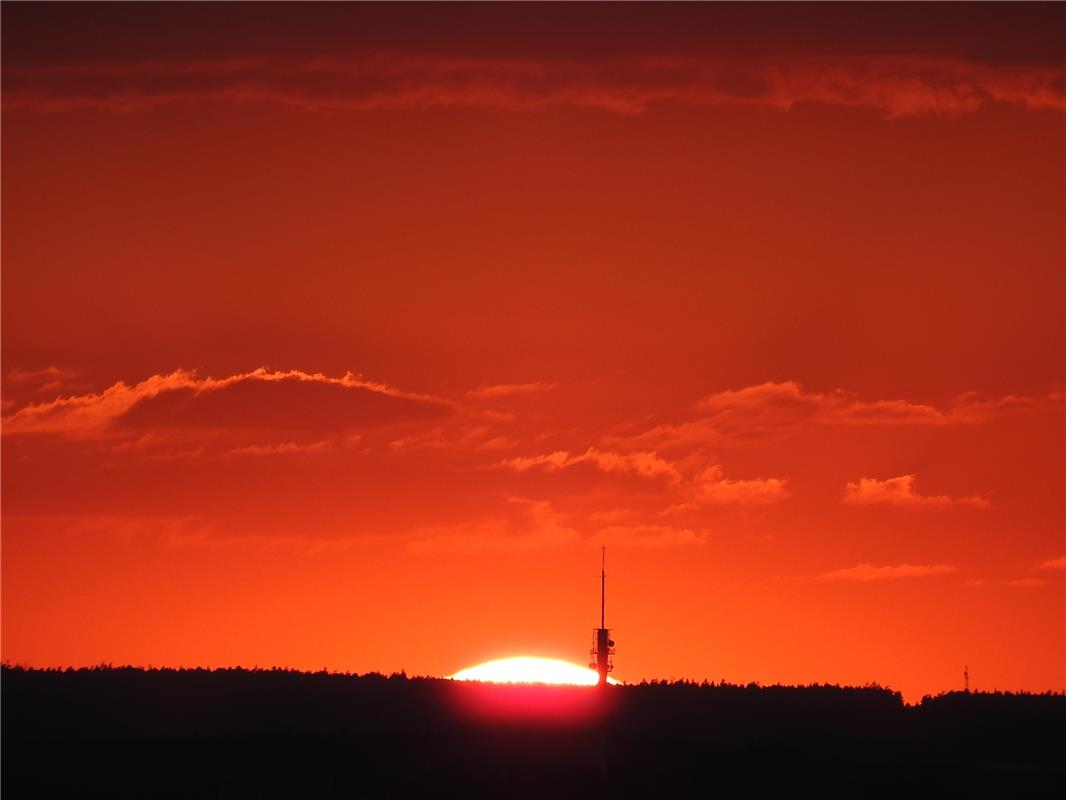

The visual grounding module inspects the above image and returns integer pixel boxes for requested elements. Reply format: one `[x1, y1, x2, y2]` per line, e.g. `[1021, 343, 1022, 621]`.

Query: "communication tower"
[588, 546, 616, 685]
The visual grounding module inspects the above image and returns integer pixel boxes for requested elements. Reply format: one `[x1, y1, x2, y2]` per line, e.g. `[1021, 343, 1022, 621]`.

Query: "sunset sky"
[2, 3, 1063, 701]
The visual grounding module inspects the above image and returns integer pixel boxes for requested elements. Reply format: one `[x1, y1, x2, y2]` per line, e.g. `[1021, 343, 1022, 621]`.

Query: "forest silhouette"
[3, 665, 1063, 796]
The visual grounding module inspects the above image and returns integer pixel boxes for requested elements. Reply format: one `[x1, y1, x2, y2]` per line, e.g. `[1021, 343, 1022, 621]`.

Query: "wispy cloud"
[466, 381, 557, 400]
[406, 497, 579, 554]
[843, 475, 990, 510]
[5, 366, 81, 395]
[817, 563, 956, 581]
[5, 54, 1063, 117]
[696, 465, 790, 506]
[597, 523, 708, 548]
[502, 447, 681, 481]
[1004, 577, 1046, 588]
[608, 381, 1063, 449]
[2, 367, 449, 437]
[224, 440, 330, 457]
[389, 424, 518, 452]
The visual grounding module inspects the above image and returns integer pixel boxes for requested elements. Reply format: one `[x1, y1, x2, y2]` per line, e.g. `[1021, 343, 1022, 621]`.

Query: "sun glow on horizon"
[450, 656, 620, 686]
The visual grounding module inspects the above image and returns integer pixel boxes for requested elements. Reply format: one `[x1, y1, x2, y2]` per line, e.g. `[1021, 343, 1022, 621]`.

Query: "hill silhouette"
[3, 665, 1063, 797]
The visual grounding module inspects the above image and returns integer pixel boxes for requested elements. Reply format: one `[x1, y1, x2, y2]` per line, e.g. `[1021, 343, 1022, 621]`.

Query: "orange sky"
[2, 3, 1063, 701]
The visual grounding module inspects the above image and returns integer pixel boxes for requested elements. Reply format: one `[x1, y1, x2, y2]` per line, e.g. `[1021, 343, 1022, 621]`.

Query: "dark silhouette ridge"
[3, 665, 1063, 797]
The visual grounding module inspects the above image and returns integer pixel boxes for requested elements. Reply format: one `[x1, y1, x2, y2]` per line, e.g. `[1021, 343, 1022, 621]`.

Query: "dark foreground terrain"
[2, 665, 1063, 797]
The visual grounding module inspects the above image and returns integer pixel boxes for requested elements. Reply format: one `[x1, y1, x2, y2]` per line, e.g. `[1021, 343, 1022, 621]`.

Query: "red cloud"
[503, 447, 680, 481]
[596, 523, 707, 548]
[843, 475, 990, 510]
[3, 54, 1062, 117]
[1037, 556, 1066, 571]
[406, 497, 579, 554]
[465, 381, 556, 400]
[1, 368, 449, 436]
[224, 440, 330, 457]
[5, 366, 80, 394]
[609, 381, 1062, 449]
[817, 563, 956, 581]
[695, 465, 790, 507]
[697, 382, 1058, 432]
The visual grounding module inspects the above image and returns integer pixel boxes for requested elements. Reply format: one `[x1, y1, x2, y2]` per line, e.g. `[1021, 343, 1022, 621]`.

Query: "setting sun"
[2, 2, 1064, 795]
[450, 657, 619, 686]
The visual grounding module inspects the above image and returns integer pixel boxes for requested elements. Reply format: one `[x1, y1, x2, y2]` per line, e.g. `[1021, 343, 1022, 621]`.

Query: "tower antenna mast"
[601, 545, 606, 630]
[589, 546, 615, 685]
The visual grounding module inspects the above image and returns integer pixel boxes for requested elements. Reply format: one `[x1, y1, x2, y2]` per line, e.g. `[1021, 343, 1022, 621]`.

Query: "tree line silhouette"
[3, 664, 1063, 797]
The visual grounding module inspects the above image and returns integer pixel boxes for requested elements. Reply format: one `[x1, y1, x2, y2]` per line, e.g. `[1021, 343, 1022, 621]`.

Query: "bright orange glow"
[451, 657, 619, 686]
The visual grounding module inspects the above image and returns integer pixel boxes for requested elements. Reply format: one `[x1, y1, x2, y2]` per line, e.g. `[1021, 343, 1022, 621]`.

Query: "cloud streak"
[609, 381, 1063, 449]
[503, 447, 680, 481]
[466, 381, 556, 400]
[1, 367, 449, 436]
[406, 497, 579, 554]
[597, 523, 708, 548]
[5, 366, 80, 394]
[4, 54, 1062, 117]
[695, 465, 790, 507]
[224, 440, 331, 458]
[818, 563, 956, 581]
[843, 475, 990, 510]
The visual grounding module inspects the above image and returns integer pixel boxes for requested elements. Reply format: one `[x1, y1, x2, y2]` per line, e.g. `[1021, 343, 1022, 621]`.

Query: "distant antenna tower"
[964, 664, 970, 693]
[588, 546, 616, 685]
